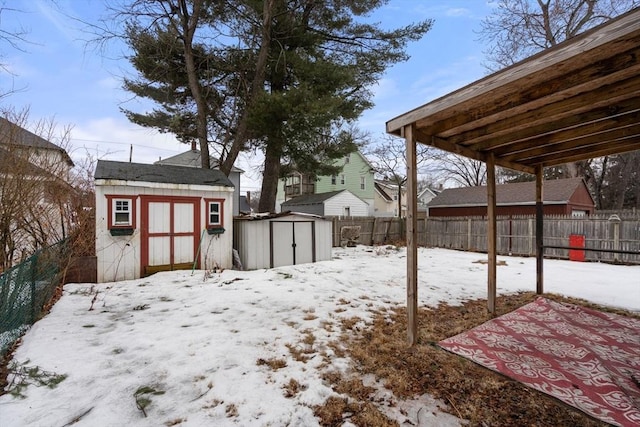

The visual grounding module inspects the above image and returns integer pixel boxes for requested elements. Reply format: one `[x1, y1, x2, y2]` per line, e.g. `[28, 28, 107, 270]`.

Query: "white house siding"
[95, 180, 233, 283]
[323, 191, 369, 217]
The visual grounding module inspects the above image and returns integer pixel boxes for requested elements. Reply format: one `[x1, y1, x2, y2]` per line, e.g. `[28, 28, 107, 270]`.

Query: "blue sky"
[1, 0, 495, 191]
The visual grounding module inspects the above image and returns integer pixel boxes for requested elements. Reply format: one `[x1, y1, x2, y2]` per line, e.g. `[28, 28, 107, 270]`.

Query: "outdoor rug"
[438, 297, 640, 426]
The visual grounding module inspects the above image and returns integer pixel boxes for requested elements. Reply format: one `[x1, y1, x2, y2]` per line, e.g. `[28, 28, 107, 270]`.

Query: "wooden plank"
[487, 154, 497, 315]
[404, 124, 419, 346]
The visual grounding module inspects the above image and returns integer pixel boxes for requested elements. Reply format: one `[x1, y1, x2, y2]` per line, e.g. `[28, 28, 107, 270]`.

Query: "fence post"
[467, 218, 472, 250]
[609, 214, 621, 262]
[30, 255, 37, 323]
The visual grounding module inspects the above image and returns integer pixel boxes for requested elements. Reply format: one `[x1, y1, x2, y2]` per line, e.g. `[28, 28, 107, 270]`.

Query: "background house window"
[206, 199, 225, 227]
[345, 153, 350, 163]
[360, 176, 365, 190]
[340, 174, 345, 185]
[343, 206, 350, 217]
[331, 175, 337, 185]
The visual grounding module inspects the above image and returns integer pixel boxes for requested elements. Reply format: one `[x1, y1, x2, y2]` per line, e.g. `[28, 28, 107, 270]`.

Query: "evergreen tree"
[111, 0, 433, 211]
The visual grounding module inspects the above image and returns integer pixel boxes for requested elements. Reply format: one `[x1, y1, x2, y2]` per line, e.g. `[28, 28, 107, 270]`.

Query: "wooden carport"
[386, 8, 640, 345]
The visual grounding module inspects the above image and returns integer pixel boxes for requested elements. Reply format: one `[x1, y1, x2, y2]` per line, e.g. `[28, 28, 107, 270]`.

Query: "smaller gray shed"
[233, 212, 332, 270]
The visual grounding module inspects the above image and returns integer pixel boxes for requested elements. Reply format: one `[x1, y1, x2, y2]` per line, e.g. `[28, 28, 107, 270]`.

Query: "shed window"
[106, 195, 137, 229]
[114, 200, 131, 225]
[206, 199, 225, 227]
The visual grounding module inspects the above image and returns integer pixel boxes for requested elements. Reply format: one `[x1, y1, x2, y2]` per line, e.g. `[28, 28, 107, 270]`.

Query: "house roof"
[374, 182, 393, 202]
[386, 8, 640, 174]
[0, 117, 74, 166]
[281, 190, 348, 206]
[95, 160, 234, 187]
[155, 149, 244, 173]
[427, 177, 591, 208]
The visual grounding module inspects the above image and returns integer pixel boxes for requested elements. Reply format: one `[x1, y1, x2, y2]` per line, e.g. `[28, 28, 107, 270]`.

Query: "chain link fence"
[0, 240, 68, 357]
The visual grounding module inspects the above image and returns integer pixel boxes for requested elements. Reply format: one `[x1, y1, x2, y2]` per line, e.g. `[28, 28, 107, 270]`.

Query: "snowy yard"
[1, 246, 639, 426]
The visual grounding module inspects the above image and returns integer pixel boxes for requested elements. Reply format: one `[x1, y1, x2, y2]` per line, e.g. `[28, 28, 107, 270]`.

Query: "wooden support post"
[487, 154, 497, 315]
[536, 166, 544, 294]
[404, 125, 419, 346]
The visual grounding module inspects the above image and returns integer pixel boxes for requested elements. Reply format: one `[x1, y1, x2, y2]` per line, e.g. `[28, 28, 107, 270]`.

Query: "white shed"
[281, 190, 369, 217]
[233, 212, 332, 270]
[95, 160, 235, 283]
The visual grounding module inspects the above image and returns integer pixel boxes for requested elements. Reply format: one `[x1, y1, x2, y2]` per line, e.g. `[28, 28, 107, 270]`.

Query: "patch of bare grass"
[324, 291, 634, 426]
[256, 357, 287, 370]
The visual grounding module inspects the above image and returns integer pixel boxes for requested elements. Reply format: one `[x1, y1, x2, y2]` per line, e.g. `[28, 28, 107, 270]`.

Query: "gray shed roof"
[281, 190, 346, 206]
[427, 177, 590, 207]
[95, 160, 234, 187]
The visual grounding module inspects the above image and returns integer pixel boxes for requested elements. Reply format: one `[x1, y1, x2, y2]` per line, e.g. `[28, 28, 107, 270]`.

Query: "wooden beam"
[487, 154, 497, 315]
[437, 57, 640, 145]
[404, 124, 419, 346]
[536, 168, 544, 295]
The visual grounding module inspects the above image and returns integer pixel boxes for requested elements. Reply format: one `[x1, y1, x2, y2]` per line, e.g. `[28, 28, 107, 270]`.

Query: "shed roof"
[386, 8, 640, 173]
[428, 178, 591, 208]
[95, 160, 234, 187]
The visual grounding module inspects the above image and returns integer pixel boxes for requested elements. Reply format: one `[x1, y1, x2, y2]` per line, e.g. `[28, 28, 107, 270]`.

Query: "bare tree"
[0, 108, 79, 270]
[478, 0, 640, 70]
[0, 3, 32, 98]
[367, 135, 435, 216]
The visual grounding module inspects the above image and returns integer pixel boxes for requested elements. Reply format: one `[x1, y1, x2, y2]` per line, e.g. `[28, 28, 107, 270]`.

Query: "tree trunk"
[220, 0, 275, 176]
[258, 142, 282, 213]
[178, 0, 210, 169]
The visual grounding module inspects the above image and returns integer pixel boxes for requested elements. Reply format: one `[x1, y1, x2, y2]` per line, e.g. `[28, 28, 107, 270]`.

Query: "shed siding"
[96, 182, 233, 283]
[233, 214, 332, 270]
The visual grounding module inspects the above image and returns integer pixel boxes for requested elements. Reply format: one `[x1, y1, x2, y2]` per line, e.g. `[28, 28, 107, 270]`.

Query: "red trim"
[106, 195, 137, 229]
[204, 198, 225, 228]
[140, 195, 201, 274]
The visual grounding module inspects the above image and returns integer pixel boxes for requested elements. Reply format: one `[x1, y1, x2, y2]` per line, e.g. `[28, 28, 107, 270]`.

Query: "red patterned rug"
[438, 297, 640, 426]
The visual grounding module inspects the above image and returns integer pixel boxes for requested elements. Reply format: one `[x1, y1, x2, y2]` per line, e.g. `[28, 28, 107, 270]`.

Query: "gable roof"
[281, 190, 346, 206]
[374, 182, 393, 202]
[95, 160, 234, 187]
[155, 149, 244, 173]
[427, 178, 592, 208]
[0, 117, 74, 166]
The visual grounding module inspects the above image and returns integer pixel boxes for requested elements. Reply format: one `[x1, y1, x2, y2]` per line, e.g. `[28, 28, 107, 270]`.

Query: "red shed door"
[141, 196, 200, 276]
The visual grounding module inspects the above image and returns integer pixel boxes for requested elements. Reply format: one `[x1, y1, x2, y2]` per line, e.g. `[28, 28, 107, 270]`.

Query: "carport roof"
[386, 8, 640, 173]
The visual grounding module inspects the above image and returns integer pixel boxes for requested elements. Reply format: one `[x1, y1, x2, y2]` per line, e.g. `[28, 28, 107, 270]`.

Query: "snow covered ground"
[1, 246, 638, 427]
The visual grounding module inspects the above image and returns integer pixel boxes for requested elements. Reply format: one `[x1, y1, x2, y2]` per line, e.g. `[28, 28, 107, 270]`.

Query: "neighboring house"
[281, 190, 368, 217]
[374, 180, 406, 217]
[0, 118, 76, 268]
[155, 149, 244, 216]
[418, 186, 440, 209]
[275, 150, 375, 215]
[94, 160, 235, 283]
[427, 178, 595, 217]
[0, 117, 74, 180]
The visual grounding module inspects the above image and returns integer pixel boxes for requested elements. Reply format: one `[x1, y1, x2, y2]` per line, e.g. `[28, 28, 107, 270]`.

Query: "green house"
[276, 150, 375, 216]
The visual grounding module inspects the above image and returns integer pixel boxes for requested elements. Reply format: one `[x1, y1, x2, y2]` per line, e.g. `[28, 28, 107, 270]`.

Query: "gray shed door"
[270, 221, 315, 268]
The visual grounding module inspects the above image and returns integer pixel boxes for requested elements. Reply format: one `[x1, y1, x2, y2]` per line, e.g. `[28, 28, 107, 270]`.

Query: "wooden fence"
[330, 213, 640, 265]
